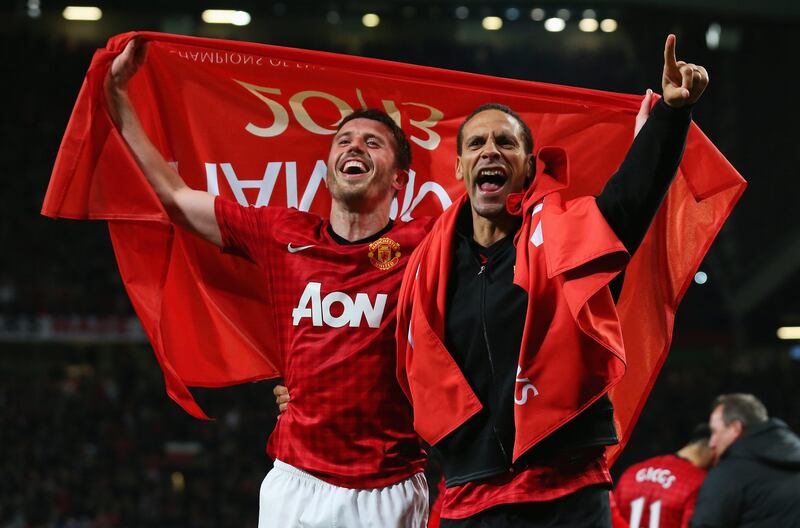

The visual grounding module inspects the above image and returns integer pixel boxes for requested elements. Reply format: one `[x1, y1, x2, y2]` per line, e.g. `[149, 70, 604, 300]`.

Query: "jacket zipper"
[478, 261, 510, 464]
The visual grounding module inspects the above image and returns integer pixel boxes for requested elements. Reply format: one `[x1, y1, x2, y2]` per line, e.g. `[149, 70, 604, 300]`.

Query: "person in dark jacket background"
[690, 393, 800, 528]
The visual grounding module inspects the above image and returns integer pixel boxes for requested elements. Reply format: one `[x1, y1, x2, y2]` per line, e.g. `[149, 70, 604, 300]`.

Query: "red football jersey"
[615, 454, 706, 528]
[216, 197, 431, 488]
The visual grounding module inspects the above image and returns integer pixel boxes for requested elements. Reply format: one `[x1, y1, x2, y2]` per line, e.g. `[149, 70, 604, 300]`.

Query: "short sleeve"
[214, 196, 287, 262]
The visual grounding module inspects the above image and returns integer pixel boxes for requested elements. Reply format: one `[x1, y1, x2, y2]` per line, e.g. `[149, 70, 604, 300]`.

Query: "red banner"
[43, 32, 745, 462]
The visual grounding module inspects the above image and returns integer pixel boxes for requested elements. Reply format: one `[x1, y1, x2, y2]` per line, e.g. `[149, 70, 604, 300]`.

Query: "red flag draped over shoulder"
[43, 32, 744, 458]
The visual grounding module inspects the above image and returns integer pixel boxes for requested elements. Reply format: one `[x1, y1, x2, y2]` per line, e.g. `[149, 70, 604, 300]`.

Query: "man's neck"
[471, 209, 520, 248]
[329, 201, 392, 242]
[676, 445, 703, 468]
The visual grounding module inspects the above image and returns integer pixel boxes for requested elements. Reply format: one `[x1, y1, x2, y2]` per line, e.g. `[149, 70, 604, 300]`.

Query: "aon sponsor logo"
[292, 282, 387, 328]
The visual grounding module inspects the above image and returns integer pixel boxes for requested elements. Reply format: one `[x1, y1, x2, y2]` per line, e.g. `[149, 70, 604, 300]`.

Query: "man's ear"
[392, 168, 408, 192]
[525, 153, 536, 186]
[732, 420, 744, 438]
[455, 157, 464, 181]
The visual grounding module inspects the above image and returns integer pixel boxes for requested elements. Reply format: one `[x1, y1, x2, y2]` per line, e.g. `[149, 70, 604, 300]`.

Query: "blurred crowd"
[2, 32, 128, 318]
[0, 345, 275, 528]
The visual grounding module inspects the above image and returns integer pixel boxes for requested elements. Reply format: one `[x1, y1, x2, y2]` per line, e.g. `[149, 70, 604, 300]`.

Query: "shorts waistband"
[272, 459, 426, 491]
[272, 459, 328, 485]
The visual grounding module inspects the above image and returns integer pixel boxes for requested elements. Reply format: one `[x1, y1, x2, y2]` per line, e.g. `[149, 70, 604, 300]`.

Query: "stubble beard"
[473, 202, 505, 219]
[328, 173, 383, 213]
[470, 190, 508, 220]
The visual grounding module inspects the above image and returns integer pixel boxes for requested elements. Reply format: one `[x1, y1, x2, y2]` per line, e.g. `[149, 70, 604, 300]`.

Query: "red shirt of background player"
[615, 454, 707, 528]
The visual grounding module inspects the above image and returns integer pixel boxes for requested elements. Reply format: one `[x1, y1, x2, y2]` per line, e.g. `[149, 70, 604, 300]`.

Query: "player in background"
[105, 39, 431, 527]
[615, 424, 713, 528]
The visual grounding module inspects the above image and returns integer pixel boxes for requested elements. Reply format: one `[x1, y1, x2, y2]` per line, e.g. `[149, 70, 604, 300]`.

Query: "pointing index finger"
[664, 34, 678, 73]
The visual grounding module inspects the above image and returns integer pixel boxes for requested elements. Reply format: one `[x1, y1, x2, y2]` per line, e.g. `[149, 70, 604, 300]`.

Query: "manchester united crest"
[368, 237, 401, 270]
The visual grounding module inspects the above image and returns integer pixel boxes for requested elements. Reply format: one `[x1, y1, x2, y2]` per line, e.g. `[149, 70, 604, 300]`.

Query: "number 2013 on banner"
[234, 80, 443, 151]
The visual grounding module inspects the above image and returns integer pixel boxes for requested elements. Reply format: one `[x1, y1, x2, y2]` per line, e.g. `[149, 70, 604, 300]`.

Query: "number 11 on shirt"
[629, 497, 662, 528]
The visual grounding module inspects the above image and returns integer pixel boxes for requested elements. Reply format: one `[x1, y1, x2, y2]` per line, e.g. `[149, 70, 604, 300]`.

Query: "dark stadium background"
[2, 1, 799, 526]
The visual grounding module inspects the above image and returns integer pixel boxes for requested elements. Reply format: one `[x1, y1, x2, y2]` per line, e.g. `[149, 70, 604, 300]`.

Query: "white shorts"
[258, 459, 429, 528]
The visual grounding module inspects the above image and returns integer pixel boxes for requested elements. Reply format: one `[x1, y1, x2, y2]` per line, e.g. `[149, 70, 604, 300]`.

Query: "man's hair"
[456, 103, 534, 156]
[687, 423, 711, 446]
[337, 109, 411, 171]
[713, 393, 769, 430]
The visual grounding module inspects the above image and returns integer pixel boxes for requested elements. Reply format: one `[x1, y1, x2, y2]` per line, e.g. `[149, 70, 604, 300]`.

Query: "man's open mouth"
[475, 168, 507, 193]
[340, 159, 370, 176]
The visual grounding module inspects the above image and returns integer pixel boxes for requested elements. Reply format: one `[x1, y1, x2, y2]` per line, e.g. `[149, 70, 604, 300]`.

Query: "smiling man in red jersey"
[396, 34, 709, 527]
[105, 39, 432, 527]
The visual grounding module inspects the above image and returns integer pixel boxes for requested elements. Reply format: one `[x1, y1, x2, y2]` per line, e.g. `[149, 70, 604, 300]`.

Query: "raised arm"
[105, 39, 222, 247]
[597, 34, 709, 255]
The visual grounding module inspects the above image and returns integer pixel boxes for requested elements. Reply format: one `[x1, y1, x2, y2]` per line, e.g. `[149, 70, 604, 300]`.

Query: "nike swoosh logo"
[287, 243, 316, 253]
